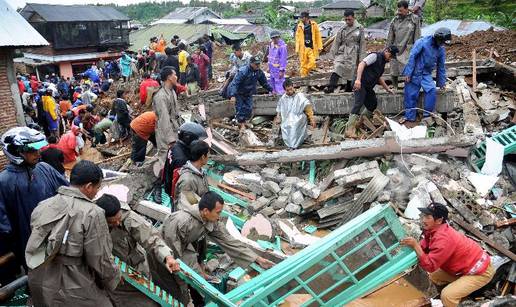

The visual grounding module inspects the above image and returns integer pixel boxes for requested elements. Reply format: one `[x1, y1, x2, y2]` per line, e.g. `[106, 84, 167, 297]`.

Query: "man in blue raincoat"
[0, 127, 68, 285]
[401, 27, 451, 124]
[228, 56, 273, 130]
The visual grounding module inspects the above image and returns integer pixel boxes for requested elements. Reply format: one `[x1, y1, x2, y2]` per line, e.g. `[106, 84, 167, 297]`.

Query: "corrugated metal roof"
[161, 7, 220, 22]
[203, 18, 251, 25]
[215, 24, 275, 42]
[0, 0, 48, 47]
[422, 19, 506, 37]
[20, 3, 130, 22]
[128, 24, 210, 51]
[323, 0, 365, 10]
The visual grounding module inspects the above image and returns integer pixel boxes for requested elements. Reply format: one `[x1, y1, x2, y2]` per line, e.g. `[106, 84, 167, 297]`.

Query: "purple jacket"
[268, 39, 288, 76]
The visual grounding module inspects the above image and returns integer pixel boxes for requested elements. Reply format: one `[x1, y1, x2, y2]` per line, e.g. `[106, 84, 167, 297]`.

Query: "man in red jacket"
[139, 72, 159, 104]
[401, 203, 495, 307]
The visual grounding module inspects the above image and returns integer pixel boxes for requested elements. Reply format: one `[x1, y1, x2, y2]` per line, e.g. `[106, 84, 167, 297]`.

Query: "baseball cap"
[250, 56, 261, 64]
[418, 203, 448, 220]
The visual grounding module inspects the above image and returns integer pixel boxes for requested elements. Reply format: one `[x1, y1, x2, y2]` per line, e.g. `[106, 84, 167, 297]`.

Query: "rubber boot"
[324, 73, 339, 93]
[391, 76, 399, 90]
[345, 114, 359, 138]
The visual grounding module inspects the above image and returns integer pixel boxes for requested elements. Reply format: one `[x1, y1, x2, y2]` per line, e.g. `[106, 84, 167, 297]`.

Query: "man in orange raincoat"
[295, 12, 323, 77]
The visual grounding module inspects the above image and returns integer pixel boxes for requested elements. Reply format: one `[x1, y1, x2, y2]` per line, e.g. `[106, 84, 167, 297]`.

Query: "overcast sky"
[5, 0, 283, 9]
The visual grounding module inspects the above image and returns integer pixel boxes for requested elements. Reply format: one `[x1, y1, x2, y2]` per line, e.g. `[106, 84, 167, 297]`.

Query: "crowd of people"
[0, 1, 496, 306]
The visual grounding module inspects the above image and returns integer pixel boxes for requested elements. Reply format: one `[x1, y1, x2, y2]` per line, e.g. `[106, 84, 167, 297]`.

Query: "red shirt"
[139, 78, 159, 104]
[419, 223, 490, 276]
[17, 80, 26, 93]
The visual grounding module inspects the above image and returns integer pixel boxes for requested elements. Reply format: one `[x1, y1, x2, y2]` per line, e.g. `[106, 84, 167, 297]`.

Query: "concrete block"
[285, 203, 302, 215]
[291, 191, 304, 205]
[279, 186, 292, 197]
[296, 181, 321, 199]
[235, 173, 263, 186]
[262, 181, 281, 194]
[249, 196, 271, 212]
[262, 189, 274, 198]
[272, 195, 288, 210]
[261, 168, 282, 182]
[334, 161, 381, 186]
[248, 183, 264, 195]
[260, 206, 276, 217]
[280, 177, 299, 188]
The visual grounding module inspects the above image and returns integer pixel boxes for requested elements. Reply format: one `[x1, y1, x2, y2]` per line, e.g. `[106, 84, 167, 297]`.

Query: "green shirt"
[94, 118, 113, 133]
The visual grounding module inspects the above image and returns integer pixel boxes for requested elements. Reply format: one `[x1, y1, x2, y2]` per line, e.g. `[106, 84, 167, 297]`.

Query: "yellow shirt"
[178, 50, 189, 73]
[42, 95, 58, 120]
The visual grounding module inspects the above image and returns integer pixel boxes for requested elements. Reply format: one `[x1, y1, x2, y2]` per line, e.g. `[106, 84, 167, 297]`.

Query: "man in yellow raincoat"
[295, 12, 323, 77]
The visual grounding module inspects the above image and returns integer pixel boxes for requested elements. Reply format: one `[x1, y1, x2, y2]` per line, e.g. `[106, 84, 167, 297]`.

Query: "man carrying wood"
[156, 191, 274, 306]
[295, 11, 323, 77]
[386, 1, 421, 90]
[325, 10, 366, 93]
[401, 203, 495, 307]
[274, 78, 316, 149]
[96, 194, 180, 307]
[346, 46, 398, 137]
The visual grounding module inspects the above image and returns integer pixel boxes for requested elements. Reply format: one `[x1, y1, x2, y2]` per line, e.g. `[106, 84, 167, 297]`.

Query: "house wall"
[59, 62, 73, 79]
[366, 6, 385, 18]
[0, 48, 26, 169]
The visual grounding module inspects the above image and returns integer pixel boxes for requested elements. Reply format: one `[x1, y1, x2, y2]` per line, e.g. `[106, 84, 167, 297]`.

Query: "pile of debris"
[447, 29, 516, 64]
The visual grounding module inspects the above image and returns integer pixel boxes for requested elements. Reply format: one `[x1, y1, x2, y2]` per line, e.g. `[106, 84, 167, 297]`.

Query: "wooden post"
[472, 49, 477, 91]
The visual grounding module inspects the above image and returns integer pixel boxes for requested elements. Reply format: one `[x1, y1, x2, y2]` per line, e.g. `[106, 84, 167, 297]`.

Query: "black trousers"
[131, 130, 156, 162]
[351, 86, 378, 115]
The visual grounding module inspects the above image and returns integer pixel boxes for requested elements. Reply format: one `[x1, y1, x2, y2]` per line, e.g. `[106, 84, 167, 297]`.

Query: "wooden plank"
[452, 217, 516, 262]
[317, 186, 352, 204]
[217, 182, 256, 201]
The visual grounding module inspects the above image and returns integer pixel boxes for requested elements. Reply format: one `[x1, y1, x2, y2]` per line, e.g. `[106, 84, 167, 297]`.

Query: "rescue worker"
[275, 79, 316, 149]
[325, 10, 366, 93]
[178, 43, 189, 85]
[139, 72, 159, 104]
[163, 122, 207, 199]
[174, 139, 210, 210]
[156, 191, 275, 306]
[295, 11, 323, 77]
[228, 56, 273, 131]
[401, 203, 495, 307]
[25, 160, 120, 306]
[42, 88, 59, 137]
[220, 45, 252, 98]
[0, 127, 68, 285]
[153, 66, 181, 165]
[346, 46, 398, 137]
[96, 194, 180, 307]
[386, 1, 421, 90]
[401, 27, 450, 124]
[267, 30, 288, 95]
[130, 111, 157, 165]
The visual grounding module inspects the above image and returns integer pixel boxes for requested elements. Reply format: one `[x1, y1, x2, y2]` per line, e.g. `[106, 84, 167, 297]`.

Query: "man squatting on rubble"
[401, 203, 495, 307]
[386, 1, 421, 90]
[346, 46, 398, 137]
[401, 27, 450, 124]
[96, 194, 180, 307]
[275, 78, 316, 149]
[156, 191, 275, 306]
[325, 9, 366, 93]
[228, 56, 273, 131]
[25, 161, 121, 306]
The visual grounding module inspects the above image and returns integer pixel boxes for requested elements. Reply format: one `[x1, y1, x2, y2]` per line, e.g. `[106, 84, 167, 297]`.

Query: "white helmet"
[1, 127, 47, 165]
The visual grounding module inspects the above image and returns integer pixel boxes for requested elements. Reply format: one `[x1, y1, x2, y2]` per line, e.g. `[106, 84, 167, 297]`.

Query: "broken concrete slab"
[334, 160, 381, 186]
[285, 203, 302, 215]
[262, 181, 281, 195]
[249, 196, 272, 212]
[295, 181, 321, 199]
[207, 90, 460, 119]
[241, 214, 273, 241]
[291, 191, 305, 205]
[212, 133, 479, 166]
